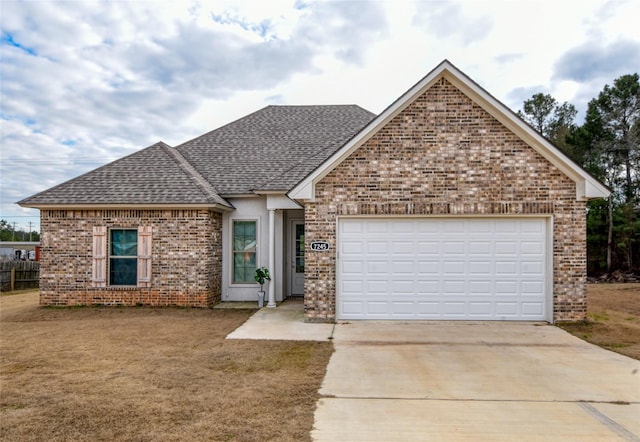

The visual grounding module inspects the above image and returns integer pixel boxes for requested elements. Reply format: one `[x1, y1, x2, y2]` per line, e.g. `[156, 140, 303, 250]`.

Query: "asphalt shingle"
[19, 142, 231, 207]
[176, 105, 375, 194]
[19, 105, 375, 207]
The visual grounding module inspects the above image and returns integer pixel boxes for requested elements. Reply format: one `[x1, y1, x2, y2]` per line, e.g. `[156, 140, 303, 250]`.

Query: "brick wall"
[39, 209, 222, 307]
[304, 78, 587, 322]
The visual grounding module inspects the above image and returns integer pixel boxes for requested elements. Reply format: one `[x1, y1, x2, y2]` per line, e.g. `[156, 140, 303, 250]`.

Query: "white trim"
[267, 209, 276, 307]
[288, 218, 305, 296]
[289, 60, 609, 202]
[230, 218, 259, 286]
[266, 194, 303, 210]
[545, 217, 555, 323]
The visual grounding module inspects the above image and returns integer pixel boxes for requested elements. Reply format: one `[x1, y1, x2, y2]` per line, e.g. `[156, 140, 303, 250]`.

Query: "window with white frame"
[232, 220, 256, 283]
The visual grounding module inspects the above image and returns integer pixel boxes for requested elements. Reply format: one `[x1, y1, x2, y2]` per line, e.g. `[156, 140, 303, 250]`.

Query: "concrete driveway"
[313, 321, 640, 441]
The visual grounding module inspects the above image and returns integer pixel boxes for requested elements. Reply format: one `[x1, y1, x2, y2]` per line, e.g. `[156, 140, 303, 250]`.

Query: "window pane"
[109, 229, 138, 285]
[111, 229, 137, 256]
[110, 258, 137, 285]
[233, 221, 257, 283]
[295, 224, 304, 273]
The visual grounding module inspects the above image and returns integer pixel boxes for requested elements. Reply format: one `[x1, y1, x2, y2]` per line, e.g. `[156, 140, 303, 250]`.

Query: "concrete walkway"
[314, 321, 640, 441]
[226, 306, 640, 440]
[225, 299, 334, 341]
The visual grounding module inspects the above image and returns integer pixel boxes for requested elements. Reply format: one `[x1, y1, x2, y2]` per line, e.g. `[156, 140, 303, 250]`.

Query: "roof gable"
[288, 60, 610, 201]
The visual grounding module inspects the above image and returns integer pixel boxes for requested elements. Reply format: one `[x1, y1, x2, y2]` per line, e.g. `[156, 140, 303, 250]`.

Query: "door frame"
[287, 218, 305, 297]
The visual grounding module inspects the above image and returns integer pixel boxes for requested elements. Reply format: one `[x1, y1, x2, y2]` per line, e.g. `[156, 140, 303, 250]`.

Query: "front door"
[290, 220, 305, 296]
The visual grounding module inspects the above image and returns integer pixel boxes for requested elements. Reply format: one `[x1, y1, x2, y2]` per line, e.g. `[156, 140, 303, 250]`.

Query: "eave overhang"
[17, 203, 236, 213]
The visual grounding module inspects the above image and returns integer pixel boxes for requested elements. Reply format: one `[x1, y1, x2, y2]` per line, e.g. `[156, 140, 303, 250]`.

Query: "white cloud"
[1, 0, 639, 232]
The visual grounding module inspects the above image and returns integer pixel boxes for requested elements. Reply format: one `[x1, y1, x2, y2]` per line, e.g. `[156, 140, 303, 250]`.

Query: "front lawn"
[0, 292, 332, 441]
[558, 283, 640, 360]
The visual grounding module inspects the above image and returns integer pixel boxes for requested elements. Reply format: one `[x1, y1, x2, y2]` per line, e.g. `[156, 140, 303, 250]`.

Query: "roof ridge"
[163, 145, 232, 208]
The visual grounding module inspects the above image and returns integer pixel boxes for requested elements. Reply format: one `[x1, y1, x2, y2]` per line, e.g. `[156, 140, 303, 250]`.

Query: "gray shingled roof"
[19, 142, 232, 207]
[19, 105, 375, 207]
[176, 105, 375, 194]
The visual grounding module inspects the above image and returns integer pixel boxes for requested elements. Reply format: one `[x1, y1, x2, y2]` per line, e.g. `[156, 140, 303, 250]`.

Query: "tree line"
[0, 219, 40, 242]
[517, 73, 639, 276]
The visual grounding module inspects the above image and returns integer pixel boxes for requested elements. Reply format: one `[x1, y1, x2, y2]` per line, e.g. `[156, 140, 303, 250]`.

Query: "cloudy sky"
[1, 0, 639, 233]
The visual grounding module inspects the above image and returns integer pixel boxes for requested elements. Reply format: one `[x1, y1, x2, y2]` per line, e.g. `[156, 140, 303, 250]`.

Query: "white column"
[267, 208, 276, 308]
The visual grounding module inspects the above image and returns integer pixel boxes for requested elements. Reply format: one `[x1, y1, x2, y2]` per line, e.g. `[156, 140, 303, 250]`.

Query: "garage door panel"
[469, 280, 492, 294]
[392, 222, 415, 234]
[469, 219, 492, 233]
[522, 261, 544, 274]
[342, 261, 364, 274]
[417, 280, 440, 293]
[416, 302, 440, 315]
[343, 221, 366, 233]
[522, 280, 544, 294]
[391, 260, 414, 273]
[342, 301, 364, 314]
[366, 221, 389, 233]
[469, 241, 491, 254]
[392, 242, 414, 254]
[417, 260, 440, 274]
[341, 280, 363, 293]
[367, 242, 389, 254]
[469, 260, 491, 275]
[443, 220, 465, 233]
[342, 240, 364, 254]
[443, 302, 466, 315]
[337, 218, 548, 321]
[392, 280, 415, 293]
[494, 219, 519, 232]
[495, 241, 517, 255]
[521, 241, 544, 254]
[443, 280, 466, 293]
[366, 280, 389, 293]
[367, 261, 389, 273]
[495, 261, 517, 274]
[443, 260, 465, 274]
[522, 302, 544, 316]
[417, 241, 440, 254]
[521, 220, 544, 233]
[495, 280, 518, 294]
[469, 302, 492, 315]
[443, 241, 465, 254]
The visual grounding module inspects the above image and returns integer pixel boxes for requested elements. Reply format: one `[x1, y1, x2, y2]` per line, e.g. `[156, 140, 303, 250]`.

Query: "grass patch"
[0, 294, 333, 441]
[558, 283, 640, 360]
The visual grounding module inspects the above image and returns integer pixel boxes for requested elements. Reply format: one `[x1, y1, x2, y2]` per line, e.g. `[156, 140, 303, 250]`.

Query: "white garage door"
[337, 218, 549, 321]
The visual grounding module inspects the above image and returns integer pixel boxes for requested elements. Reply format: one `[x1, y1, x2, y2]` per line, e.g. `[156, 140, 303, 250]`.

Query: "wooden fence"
[0, 261, 40, 292]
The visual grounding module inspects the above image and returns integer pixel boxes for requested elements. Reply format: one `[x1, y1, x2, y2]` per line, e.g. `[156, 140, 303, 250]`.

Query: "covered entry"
[337, 217, 550, 321]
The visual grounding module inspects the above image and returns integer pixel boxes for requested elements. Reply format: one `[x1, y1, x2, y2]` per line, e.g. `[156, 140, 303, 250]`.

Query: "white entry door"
[337, 217, 549, 321]
[290, 220, 305, 296]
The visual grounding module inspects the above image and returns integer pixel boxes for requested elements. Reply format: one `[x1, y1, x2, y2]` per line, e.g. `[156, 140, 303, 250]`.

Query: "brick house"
[19, 60, 609, 322]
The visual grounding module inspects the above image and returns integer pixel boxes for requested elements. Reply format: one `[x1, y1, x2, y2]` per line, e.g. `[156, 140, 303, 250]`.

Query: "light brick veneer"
[39, 209, 222, 307]
[304, 78, 587, 322]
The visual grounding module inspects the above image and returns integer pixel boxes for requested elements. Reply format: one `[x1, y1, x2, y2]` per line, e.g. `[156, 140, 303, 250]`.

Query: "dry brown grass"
[0, 291, 333, 441]
[558, 283, 640, 360]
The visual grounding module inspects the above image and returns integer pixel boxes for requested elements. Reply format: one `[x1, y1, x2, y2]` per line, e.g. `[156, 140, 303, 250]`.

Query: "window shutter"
[92, 226, 107, 288]
[137, 225, 152, 287]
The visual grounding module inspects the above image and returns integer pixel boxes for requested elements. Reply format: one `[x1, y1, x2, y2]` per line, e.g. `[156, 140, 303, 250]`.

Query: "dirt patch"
[558, 283, 640, 360]
[0, 292, 333, 441]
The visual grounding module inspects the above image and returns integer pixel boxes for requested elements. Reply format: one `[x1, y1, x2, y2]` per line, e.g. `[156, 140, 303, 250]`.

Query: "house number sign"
[310, 241, 330, 251]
